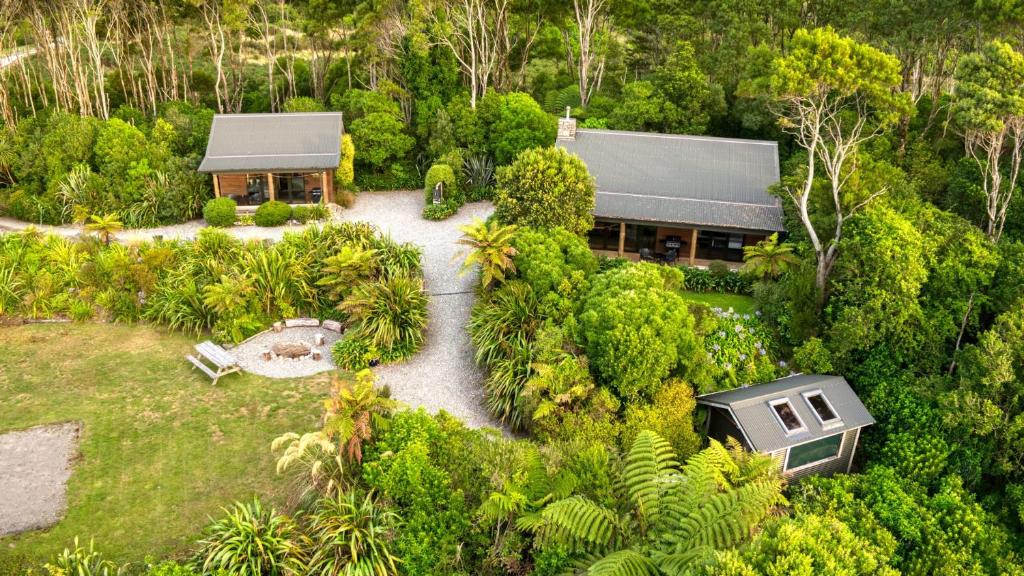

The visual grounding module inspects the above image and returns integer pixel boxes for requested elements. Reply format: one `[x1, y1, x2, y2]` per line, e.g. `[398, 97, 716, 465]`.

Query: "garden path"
[0, 191, 500, 429]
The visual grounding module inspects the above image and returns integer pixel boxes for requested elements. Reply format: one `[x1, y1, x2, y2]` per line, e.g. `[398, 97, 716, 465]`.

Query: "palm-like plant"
[741, 233, 799, 280]
[519, 432, 785, 574]
[45, 537, 120, 576]
[457, 218, 518, 290]
[307, 491, 401, 576]
[316, 245, 378, 302]
[322, 370, 399, 463]
[194, 498, 307, 575]
[85, 213, 123, 245]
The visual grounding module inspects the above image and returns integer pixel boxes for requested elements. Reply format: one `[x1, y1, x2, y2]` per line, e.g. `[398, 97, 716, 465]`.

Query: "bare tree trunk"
[573, 0, 607, 107]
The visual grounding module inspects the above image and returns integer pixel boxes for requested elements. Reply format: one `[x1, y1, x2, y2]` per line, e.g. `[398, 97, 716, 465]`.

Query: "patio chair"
[661, 248, 678, 264]
[639, 248, 656, 262]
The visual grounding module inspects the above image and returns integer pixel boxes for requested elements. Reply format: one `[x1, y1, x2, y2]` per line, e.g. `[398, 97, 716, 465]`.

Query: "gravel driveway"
[337, 191, 497, 429]
[0, 191, 500, 429]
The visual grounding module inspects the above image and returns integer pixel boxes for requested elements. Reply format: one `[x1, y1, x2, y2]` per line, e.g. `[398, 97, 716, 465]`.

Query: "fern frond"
[666, 479, 784, 554]
[522, 495, 621, 552]
[665, 440, 738, 524]
[622, 431, 680, 533]
[585, 549, 660, 576]
[650, 546, 716, 574]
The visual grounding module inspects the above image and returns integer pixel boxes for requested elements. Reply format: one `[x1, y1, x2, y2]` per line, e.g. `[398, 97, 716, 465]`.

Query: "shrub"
[701, 306, 780, 392]
[793, 337, 834, 373]
[340, 275, 428, 361]
[337, 133, 356, 188]
[494, 147, 595, 235]
[193, 498, 306, 574]
[292, 204, 329, 224]
[478, 92, 557, 165]
[332, 334, 377, 371]
[423, 163, 460, 206]
[306, 492, 400, 575]
[622, 378, 702, 459]
[464, 154, 495, 200]
[45, 537, 120, 575]
[422, 199, 459, 220]
[254, 200, 293, 226]
[679, 265, 753, 294]
[511, 226, 597, 319]
[202, 197, 237, 227]
[579, 263, 699, 399]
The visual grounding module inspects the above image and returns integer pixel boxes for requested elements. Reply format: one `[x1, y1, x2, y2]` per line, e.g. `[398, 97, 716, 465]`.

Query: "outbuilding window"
[803, 390, 841, 428]
[769, 398, 806, 434]
[785, 433, 843, 471]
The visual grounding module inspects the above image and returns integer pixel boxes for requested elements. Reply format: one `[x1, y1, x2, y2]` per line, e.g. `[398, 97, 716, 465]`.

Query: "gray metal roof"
[697, 374, 875, 453]
[558, 129, 784, 232]
[198, 113, 343, 173]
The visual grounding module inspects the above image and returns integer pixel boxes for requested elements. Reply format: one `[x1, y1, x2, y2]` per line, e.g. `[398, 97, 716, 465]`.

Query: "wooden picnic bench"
[186, 341, 241, 385]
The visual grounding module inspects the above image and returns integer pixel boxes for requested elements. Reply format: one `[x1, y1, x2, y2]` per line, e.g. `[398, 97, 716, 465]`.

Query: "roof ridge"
[575, 128, 779, 146]
[596, 190, 782, 209]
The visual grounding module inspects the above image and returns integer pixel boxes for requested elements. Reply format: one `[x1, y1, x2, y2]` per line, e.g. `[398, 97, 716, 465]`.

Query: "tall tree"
[953, 40, 1024, 242]
[743, 27, 912, 305]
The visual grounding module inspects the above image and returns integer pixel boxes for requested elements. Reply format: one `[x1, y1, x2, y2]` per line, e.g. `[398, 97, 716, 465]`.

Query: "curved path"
[0, 191, 499, 429]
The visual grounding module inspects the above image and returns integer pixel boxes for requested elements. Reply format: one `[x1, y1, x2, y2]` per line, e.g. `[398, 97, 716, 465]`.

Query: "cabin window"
[803, 390, 841, 427]
[785, 433, 843, 471]
[769, 399, 806, 434]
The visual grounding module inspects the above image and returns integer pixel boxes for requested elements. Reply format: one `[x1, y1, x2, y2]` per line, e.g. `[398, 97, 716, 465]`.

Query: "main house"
[198, 112, 343, 206]
[556, 116, 784, 266]
[697, 374, 875, 480]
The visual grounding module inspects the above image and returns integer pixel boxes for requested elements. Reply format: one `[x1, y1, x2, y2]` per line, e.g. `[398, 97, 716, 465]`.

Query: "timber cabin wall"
[217, 174, 247, 197]
[775, 428, 860, 481]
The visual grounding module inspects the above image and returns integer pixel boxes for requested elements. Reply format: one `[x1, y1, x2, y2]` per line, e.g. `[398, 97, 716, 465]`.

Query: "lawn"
[680, 291, 757, 315]
[0, 323, 330, 565]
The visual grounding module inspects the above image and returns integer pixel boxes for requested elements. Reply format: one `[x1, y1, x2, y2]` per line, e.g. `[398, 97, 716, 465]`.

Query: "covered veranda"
[587, 218, 768, 268]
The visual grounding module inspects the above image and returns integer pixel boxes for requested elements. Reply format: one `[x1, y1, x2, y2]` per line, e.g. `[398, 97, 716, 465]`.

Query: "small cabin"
[697, 374, 875, 480]
[198, 112, 343, 206]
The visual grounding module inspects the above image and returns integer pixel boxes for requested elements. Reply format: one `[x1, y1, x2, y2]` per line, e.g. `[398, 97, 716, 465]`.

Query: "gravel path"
[336, 192, 497, 428]
[231, 326, 342, 379]
[0, 422, 80, 536]
[1, 191, 500, 429]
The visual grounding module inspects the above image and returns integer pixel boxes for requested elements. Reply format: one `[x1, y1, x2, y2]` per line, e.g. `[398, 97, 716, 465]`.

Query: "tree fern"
[621, 430, 680, 536]
[666, 479, 785, 554]
[519, 495, 621, 552]
[586, 549, 660, 576]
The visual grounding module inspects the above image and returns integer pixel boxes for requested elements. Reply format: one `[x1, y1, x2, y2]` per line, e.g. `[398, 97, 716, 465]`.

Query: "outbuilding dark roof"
[198, 113, 343, 173]
[697, 374, 875, 453]
[557, 129, 784, 232]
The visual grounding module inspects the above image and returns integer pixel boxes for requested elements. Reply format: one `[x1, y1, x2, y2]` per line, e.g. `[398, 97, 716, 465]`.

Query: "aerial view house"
[697, 374, 875, 479]
[198, 112, 343, 206]
[556, 116, 784, 266]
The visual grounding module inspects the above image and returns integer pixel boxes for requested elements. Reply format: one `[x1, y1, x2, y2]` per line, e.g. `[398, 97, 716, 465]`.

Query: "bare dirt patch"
[0, 422, 81, 537]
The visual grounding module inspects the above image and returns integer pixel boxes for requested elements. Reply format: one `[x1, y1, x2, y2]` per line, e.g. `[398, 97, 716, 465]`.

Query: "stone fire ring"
[231, 326, 342, 379]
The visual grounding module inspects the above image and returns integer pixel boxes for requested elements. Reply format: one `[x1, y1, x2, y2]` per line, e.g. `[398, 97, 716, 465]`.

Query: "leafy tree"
[282, 96, 327, 112]
[655, 41, 726, 134]
[457, 218, 518, 290]
[494, 147, 596, 235]
[740, 233, 799, 280]
[743, 27, 913, 304]
[521, 432, 784, 574]
[349, 112, 415, 171]
[953, 40, 1024, 242]
[579, 263, 698, 399]
[607, 81, 668, 132]
[511, 226, 598, 319]
[478, 92, 557, 165]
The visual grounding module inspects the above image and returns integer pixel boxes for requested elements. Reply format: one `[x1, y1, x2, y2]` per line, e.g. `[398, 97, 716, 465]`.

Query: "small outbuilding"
[198, 112, 343, 206]
[697, 374, 875, 480]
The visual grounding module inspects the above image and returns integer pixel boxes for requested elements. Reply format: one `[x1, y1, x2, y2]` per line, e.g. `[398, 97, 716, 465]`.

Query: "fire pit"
[272, 342, 311, 359]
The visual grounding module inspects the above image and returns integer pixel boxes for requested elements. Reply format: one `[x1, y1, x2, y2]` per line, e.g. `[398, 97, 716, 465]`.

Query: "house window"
[785, 433, 843, 471]
[803, 390, 841, 427]
[769, 398, 806, 434]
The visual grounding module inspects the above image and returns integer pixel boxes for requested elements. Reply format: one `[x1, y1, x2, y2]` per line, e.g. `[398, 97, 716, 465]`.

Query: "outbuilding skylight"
[769, 398, 806, 434]
[803, 390, 842, 428]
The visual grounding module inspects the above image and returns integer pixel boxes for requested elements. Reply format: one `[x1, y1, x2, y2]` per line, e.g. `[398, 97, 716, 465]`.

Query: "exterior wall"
[776, 428, 860, 481]
[707, 406, 750, 449]
[217, 174, 248, 197]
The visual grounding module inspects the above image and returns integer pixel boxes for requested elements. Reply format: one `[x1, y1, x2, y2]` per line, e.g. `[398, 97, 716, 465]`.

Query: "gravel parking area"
[0, 422, 80, 536]
[232, 326, 342, 379]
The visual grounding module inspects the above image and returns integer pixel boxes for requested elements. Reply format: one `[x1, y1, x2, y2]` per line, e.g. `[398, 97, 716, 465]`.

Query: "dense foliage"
[494, 147, 596, 235]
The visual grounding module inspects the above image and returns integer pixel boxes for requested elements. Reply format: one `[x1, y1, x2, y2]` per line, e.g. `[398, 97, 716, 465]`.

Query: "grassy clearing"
[0, 323, 329, 564]
[680, 291, 757, 315]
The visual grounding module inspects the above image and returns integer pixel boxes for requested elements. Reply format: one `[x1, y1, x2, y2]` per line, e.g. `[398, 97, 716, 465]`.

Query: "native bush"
[202, 197, 237, 227]
[579, 263, 699, 400]
[478, 92, 557, 165]
[494, 147, 596, 235]
[254, 200, 293, 226]
[423, 163, 460, 204]
[700, 306, 781, 392]
[679, 265, 753, 294]
[621, 378, 702, 459]
[193, 498, 306, 574]
[291, 203, 329, 224]
[305, 492, 401, 575]
[337, 133, 356, 189]
[340, 274, 428, 362]
[511, 226, 597, 319]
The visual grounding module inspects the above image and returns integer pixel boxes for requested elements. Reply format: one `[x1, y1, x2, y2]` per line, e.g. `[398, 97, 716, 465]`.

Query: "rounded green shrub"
[423, 163, 460, 206]
[494, 147, 595, 235]
[254, 200, 292, 227]
[422, 199, 459, 221]
[202, 197, 237, 227]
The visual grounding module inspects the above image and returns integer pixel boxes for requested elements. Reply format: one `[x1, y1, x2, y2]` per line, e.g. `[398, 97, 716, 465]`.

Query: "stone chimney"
[557, 106, 577, 140]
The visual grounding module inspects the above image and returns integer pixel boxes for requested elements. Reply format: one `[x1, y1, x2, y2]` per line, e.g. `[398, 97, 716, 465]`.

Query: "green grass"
[680, 291, 757, 315]
[0, 323, 330, 565]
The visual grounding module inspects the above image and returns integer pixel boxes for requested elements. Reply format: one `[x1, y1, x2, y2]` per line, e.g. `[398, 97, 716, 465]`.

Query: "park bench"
[186, 341, 241, 385]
